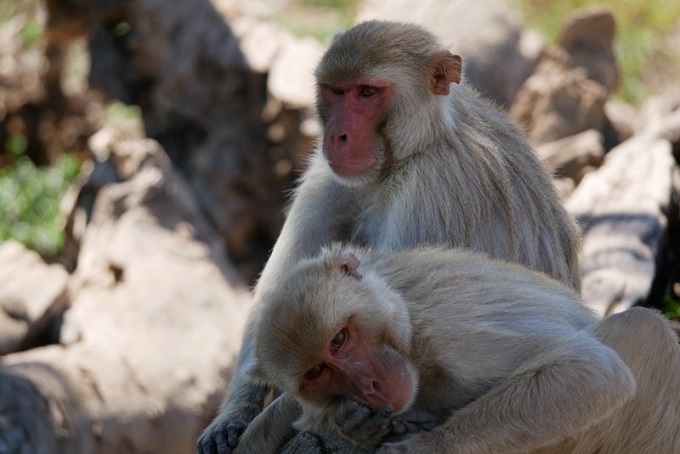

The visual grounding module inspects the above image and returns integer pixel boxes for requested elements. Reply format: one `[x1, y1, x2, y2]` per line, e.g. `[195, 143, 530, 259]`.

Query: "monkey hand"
[279, 431, 324, 454]
[280, 427, 375, 454]
[383, 409, 441, 443]
[333, 398, 393, 447]
[375, 431, 442, 454]
[196, 403, 262, 454]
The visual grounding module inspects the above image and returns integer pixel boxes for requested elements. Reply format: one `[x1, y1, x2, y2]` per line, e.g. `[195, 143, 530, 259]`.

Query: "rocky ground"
[0, 0, 679, 452]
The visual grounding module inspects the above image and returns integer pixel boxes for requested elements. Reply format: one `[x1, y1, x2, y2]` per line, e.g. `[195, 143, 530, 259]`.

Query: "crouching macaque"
[198, 19, 583, 453]
[245, 245, 680, 454]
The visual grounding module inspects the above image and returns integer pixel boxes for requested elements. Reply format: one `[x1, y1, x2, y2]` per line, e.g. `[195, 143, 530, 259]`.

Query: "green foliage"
[296, 0, 357, 8]
[0, 148, 81, 257]
[0, 0, 38, 24]
[105, 101, 142, 121]
[1, 0, 43, 47]
[511, 0, 680, 103]
[277, 0, 359, 41]
[662, 296, 680, 320]
[6, 133, 27, 157]
[20, 18, 42, 47]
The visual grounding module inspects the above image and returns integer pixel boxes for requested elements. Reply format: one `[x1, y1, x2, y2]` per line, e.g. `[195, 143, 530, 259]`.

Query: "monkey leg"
[585, 307, 680, 453]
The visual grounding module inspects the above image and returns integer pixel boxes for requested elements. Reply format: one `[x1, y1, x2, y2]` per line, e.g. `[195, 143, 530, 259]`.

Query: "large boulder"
[0, 241, 69, 355]
[557, 7, 619, 94]
[566, 104, 680, 315]
[0, 132, 251, 453]
[510, 8, 619, 147]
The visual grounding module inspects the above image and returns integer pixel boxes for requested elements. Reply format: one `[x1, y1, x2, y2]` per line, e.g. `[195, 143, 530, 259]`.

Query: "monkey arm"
[377, 337, 636, 454]
[198, 158, 361, 454]
[231, 393, 302, 454]
[254, 157, 361, 297]
[197, 325, 269, 454]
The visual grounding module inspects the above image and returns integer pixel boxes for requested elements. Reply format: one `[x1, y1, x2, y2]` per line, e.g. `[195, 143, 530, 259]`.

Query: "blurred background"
[0, 0, 679, 452]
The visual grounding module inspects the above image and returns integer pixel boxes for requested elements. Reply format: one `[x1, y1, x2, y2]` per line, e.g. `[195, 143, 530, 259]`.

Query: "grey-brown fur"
[249, 245, 680, 454]
[198, 20, 582, 454]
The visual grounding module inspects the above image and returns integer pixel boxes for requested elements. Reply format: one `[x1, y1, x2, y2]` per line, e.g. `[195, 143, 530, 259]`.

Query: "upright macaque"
[198, 20, 582, 453]
[248, 245, 680, 454]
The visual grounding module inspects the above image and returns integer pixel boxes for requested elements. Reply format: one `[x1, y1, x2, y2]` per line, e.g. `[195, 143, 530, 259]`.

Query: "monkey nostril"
[340, 134, 348, 142]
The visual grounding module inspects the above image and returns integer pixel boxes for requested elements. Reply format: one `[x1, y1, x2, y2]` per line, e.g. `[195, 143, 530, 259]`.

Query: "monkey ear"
[338, 253, 363, 280]
[429, 51, 462, 96]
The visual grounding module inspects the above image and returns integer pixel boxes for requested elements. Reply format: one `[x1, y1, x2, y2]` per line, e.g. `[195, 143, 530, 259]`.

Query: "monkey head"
[250, 245, 418, 417]
[314, 20, 462, 186]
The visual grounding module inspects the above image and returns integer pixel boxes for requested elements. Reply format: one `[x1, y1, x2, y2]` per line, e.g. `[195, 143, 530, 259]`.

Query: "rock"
[1, 135, 252, 453]
[510, 7, 620, 147]
[230, 15, 325, 110]
[566, 136, 674, 316]
[637, 93, 680, 140]
[557, 7, 619, 94]
[0, 308, 27, 357]
[56, 0, 310, 283]
[510, 51, 608, 145]
[552, 177, 576, 200]
[604, 99, 636, 144]
[0, 241, 69, 355]
[0, 9, 97, 167]
[230, 17, 290, 73]
[268, 35, 325, 109]
[357, 0, 542, 106]
[535, 129, 605, 182]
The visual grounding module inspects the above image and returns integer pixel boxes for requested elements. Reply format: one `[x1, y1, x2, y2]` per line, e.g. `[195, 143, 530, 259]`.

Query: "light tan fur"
[250, 245, 680, 454]
[198, 20, 582, 454]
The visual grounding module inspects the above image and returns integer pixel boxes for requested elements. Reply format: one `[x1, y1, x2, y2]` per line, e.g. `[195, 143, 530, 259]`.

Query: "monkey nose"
[368, 380, 381, 394]
[339, 134, 348, 142]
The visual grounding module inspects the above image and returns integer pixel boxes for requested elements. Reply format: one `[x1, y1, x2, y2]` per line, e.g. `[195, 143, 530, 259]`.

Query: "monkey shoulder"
[382, 248, 598, 353]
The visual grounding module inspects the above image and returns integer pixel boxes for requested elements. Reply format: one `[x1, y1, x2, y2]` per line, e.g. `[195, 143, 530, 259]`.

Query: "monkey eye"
[330, 329, 348, 353]
[330, 86, 344, 95]
[304, 364, 325, 381]
[359, 86, 377, 97]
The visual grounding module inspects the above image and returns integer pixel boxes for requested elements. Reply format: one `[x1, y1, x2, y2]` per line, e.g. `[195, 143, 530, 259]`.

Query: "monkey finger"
[225, 425, 242, 449]
[279, 431, 324, 454]
[390, 420, 407, 436]
[196, 435, 216, 454]
[335, 398, 372, 431]
[215, 436, 230, 454]
[350, 404, 393, 441]
[209, 425, 238, 454]
[391, 409, 441, 433]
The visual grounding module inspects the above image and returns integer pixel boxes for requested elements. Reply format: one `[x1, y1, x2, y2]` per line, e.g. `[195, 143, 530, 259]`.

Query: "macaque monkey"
[198, 20, 582, 453]
[247, 245, 680, 454]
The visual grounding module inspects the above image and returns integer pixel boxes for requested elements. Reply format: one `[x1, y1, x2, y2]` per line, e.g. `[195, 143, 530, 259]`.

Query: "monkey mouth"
[327, 158, 375, 177]
[357, 370, 415, 415]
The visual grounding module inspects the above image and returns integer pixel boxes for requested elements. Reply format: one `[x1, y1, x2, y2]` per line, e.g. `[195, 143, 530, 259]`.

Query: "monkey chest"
[351, 205, 444, 250]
